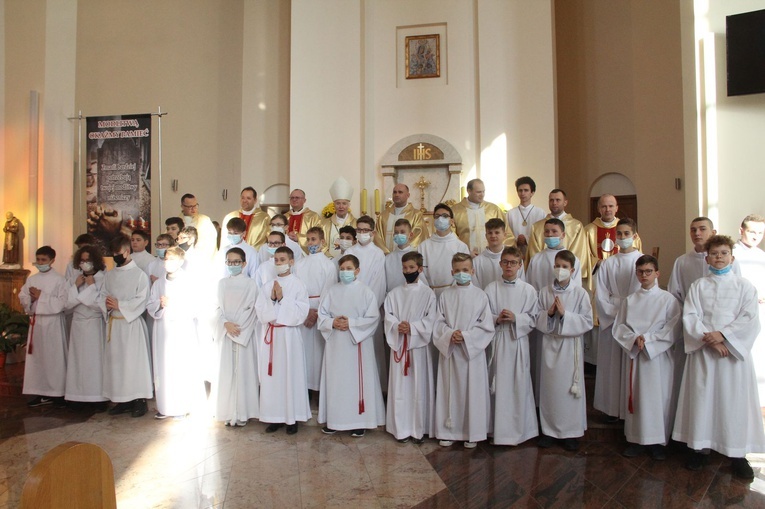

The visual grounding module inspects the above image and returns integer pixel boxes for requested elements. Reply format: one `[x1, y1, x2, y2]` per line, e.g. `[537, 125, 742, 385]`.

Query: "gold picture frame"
[405, 34, 440, 79]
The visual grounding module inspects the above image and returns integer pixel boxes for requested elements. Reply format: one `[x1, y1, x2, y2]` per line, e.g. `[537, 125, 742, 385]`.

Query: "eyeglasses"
[270, 223, 285, 228]
[182, 203, 199, 210]
[155, 243, 170, 249]
[636, 269, 655, 276]
[433, 213, 451, 219]
[500, 260, 521, 267]
[708, 250, 731, 257]
[356, 228, 372, 234]
[225, 260, 243, 266]
[267, 241, 284, 247]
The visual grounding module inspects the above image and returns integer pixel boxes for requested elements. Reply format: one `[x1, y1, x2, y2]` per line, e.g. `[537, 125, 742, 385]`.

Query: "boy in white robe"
[536, 250, 593, 451]
[332, 225, 357, 270]
[433, 253, 494, 448]
[254, 231, 285, 288]
[216, 217, 259, 279]
[293, 227, 337, 392]
[102, 235, 153, 418]
[215, 247, 260, 427]
[384, 251, 436, 443]
[255, 246, 311, 434]
[485, 247, 539, 446]
[318, 254, 385, 437]
[64, 233, 97, 285]
[130, 229, 155, 275]
[384, 219, 422, 292]
[613, 254, 681, 460]
[20, 246, 69, 408]
[672, 235, 765, 479]
[668, 217, 716, 303]
[148, 247, 201, 419]
[419, 203, 470, 298]
[64, 246, 108, 410]
[146, 233, 175, 285]
[474, 218, 509, 289]
[594, 218, 642, 422]
[258, 214, 304, 264]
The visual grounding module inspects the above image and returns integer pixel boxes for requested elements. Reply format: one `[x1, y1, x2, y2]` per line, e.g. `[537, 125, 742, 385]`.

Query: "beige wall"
[555, 0, 687, 282]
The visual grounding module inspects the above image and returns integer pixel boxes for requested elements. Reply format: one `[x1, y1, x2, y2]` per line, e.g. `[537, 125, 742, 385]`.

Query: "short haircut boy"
[485, 218, 506, 231]
[165, 217, 185, 230]
[741, 214, 765, 228]
[165, 246, 185, 260]
[635, 254, 658, 271]
[339, 225, 357, 240]
[705, 234, 734, 252]
[156, 233, 176, 246]
[338, 254, 360, 269]
[131, 230, 151, 243]
[110, 235, 131, 253]
[227, 217, 247, 232]
[502, 246, 523, 259]
[402, 251, 423, 267]
[357, 215, 375, 229]
[268, 231, 286, 243]
[228, 247, 246, 262]
[180, 226, 198, 243]
[452, 252, 473, 266]
[394, 218, 412, 229]
[515, 176, 536, 192]
[74, 233, 97, 246]
[434, 203, 454, 218]
[36, 246, 56, 259]
[307, 226, 325, 239]
[554, 249, 576, 268]
[617, 217, 637, 232]
[545, 218, 565, 232]
[275, 246, 294, 260]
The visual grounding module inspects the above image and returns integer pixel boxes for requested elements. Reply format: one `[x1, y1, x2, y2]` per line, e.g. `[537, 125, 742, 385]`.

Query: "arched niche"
[588, 173, 638, 224]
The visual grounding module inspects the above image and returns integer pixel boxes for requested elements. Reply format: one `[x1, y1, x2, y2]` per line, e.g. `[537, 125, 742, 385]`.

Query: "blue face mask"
[267, 246, 278, 256]
[227, 265, 243, 276]
[544, 237, 561, 249]
[227, 233, 242, 245]
[709, 265, 732, 276]
[453, 272, 472, 285]
[308, 244, 321, 255]
[434, 216, 451, 232]
[156, 248, 167, 259]
[393, 234, 408, 247]
[339, 270, 356, 284]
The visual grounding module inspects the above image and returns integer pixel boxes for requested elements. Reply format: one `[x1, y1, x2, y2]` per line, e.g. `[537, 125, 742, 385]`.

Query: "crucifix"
[415, 176, 430, 214]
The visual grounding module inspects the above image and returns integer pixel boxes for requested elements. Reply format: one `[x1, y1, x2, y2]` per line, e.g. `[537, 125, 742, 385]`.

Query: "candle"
[460, 186, 466, 200]
[374, 189, 381, 214]
[361, 189, 368, 214]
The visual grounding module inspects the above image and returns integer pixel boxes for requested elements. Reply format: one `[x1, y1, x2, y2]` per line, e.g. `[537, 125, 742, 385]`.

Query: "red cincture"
[628, 358, 635, 414]
[263, 323, 285, 376]
[27, 314, 36, 355]
[358, 343, 365, 414]
[393, 333, 410, 376]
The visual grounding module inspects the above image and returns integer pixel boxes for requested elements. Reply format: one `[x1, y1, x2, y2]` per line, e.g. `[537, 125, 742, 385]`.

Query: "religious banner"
[85, 114, 152, 254]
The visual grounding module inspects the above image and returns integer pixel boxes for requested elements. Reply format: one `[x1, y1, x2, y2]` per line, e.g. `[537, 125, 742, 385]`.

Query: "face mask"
[80, 261, 94, 273]
[113, 253, 127, 266]
[338, 239, 353, 251]
[357, 233, 372, 246]
[227, 234, 242, 245]
[271, 226, 285, 234]
[35, 264, 51, 273]
[276, 263, 291, 275]
[156, 248, 167, 259]
[403, 271, 419, 284]
[453, 272, 471, 285]
[393, 234, 408, 247]
[178, 242, 190, 252]
[267, 246, 278, 256]
[164, 259, 183, 274]
[544, 237, 561, 249]
[709, 265, 732, 276]
[227, 265, 243, 276]
[554, 267, 571, 281]
[308, 244, 322, 255]
[339, 270, 356, 284]
[434, 216, 451, 232]
[616, 237, 634, 250]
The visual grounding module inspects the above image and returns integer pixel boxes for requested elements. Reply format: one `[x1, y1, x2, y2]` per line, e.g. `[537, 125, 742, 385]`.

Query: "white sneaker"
[439, 440, 454, 447]
[464, 441, 477, 449]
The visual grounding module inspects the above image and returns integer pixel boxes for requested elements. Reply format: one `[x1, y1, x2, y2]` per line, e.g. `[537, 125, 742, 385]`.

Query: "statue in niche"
[2, 212, 21, 269]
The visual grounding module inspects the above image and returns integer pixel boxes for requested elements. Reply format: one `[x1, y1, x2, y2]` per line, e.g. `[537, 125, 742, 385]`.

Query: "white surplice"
[255, 274, 311, 424]
[131, 250, 155, 275]
[485, 278, 539, 445]
[214, 274, 260, 423]
[64, 271, 107, 402]
[317, 280, 385, 430]
[593, 250, 642, 418]
[613, 283, 681, 445]
[293, 252, 337, 390]
[100, 261, 153, 402]
[733, 240, 765, 406]
[384, 245, 424, 293]
[506, 205, 546, 246]
[535, 283, 593, 439]
[215, 241, 259, 280]
[383, 280, 437, 441]
[148, 270, 202, 417]
[419, 233, 470, 297]
[672, 272, 765, 457]
[20, 269, 69, 397]
[433, 284, 494, 443]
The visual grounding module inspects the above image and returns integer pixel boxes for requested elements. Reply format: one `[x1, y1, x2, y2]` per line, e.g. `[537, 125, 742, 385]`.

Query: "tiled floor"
[2, 368, 765, 508]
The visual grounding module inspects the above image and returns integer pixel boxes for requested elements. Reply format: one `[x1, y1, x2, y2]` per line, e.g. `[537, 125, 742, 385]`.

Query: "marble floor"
[2, 370, 765, 508]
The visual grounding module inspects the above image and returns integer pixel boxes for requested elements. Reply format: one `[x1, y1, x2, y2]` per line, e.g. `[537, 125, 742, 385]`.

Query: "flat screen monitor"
[727, 9, 765, 97]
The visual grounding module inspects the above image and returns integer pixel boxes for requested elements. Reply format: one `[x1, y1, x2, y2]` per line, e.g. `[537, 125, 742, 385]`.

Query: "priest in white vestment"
[384, 252, 437, 443]
[433, 253, 494, 448]
[485, 247, 539, 446]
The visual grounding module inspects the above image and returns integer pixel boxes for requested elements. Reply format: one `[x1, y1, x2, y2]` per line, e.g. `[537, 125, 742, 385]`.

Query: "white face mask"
[616, 237, 634, 250]
[357, 233, 372, 246]
[271, 226, 285, 234]
[79, 261, 94, 273]
[434, 216, 451, 232]
[275, 263, 291, 275]
[164, 259, 183, 274]
[338, 239, 353, 251]
[554, 267, 571, 282]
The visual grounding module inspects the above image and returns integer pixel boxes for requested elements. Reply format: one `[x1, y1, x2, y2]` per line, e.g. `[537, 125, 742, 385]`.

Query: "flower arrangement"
[322, 202, 335, 218]
[0, 304, 29, 354]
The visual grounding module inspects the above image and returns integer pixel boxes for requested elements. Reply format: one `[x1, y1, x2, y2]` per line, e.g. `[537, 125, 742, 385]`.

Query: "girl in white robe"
[64, 246, 108, 406]
[318, 255, 385, 435]
[215, 247, 260, 426]
[384, 253, 437, 443]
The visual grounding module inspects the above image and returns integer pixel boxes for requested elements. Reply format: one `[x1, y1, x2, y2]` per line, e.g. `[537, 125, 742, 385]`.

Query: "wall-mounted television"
[726, 8, 765, 97]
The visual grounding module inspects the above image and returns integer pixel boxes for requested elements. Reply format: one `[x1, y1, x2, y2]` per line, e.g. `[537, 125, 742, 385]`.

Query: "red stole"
[288, 213, 304, 237]
[596, 225, 619, 259]
[239, 212, 254, 238]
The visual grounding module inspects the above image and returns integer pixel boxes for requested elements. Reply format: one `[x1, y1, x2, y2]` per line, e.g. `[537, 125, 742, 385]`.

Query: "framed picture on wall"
[405, 34, 440, 79]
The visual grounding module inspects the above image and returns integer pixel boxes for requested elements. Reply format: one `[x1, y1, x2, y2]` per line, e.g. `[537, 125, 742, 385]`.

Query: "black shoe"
[108, 402, 133, 415]
[92, 401, 109, 413]
[685, 451, 708, 471]
[51, 397, 67, 408]
[562, 438, 580, 451]
[412, 437, 425, 445]
[266, 423, 284, 433]
[130, 399, 148, 418]
[622, 444, 646, 458]
[397, 437, 410, 444]
[321, 426, 336, 435]
[604, 415, 620, 424]
[731, 458, 755, 480]
[537, 435, 555, 448]
[67, 401, 86, 411]
[286, 424, 298, 435]
[648, 444, 667, 461]
[351, 429, 365, 438]
[27, 396, 53, 408]
[154, 412, 170, 420]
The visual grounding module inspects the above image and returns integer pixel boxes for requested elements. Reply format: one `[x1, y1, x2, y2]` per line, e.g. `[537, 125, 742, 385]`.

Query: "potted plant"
[0, 303, 29, 368]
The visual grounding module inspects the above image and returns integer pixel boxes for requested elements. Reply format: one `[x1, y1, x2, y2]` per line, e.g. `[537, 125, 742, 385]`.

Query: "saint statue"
[2, 212, 21, 269]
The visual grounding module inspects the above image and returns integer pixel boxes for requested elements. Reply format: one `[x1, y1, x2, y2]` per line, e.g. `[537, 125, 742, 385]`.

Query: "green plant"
[0, 303, 29, 354]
